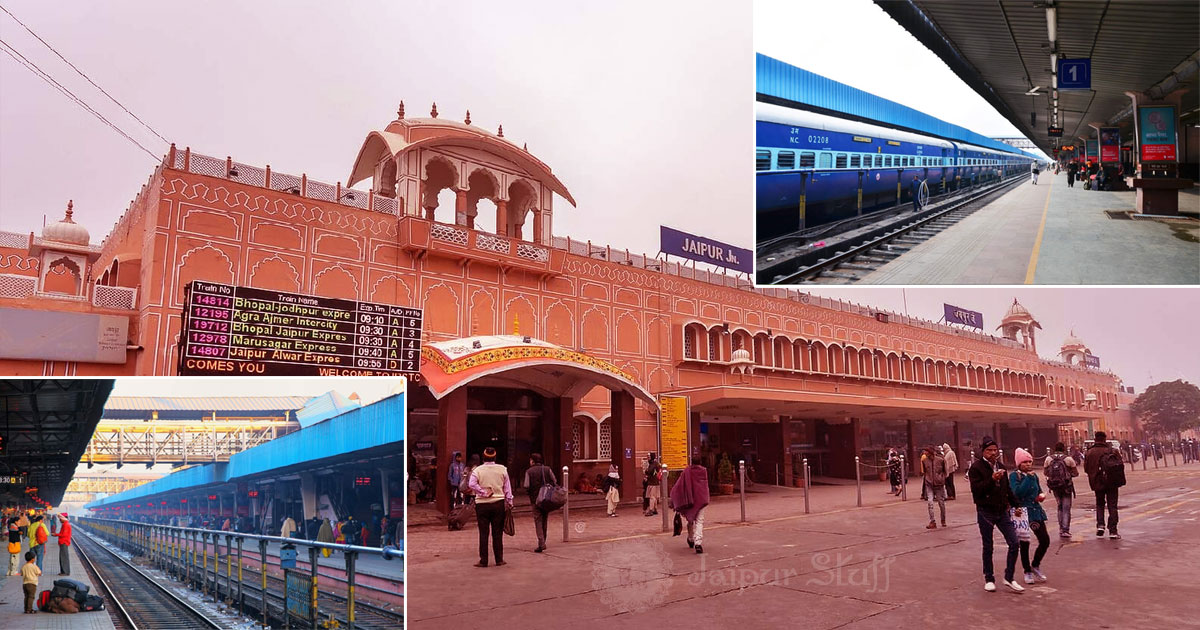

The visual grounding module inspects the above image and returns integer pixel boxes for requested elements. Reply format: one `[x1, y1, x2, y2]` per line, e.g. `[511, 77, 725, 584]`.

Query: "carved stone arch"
[544, 299, 574, 347]
[648, 367, 673, 393]
[42, 255, 83, 295]
[313, 263, 359, 300]
[580, 306, 609, 352]
[424, 282, 462, 336]
[503, 294, 538, 338]
[467, 289, 497, 336]
[249, 255, 302, 293]
[422, 153, 460, 184]
[369, 274, 414, 306]
[176, 244, 235, 304]
[615, 311, 641, 354]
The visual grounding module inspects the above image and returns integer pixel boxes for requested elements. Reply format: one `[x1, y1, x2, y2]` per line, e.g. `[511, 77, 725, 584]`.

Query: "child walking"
[1009, 448, 1050, 584]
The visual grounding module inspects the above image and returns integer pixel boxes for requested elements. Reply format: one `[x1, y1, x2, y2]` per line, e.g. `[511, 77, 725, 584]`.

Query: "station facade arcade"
[0, 104, 1137, 511]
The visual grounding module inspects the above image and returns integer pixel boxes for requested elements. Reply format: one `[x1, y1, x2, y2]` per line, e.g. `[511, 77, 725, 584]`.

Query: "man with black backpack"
[1043, 443, 1079, 538]
[1084, 432, 1126, 540]
[523, 453, 556, 553]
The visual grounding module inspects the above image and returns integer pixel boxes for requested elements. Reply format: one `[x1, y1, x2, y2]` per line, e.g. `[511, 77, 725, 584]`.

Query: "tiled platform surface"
[860, 172, 1199, 284]
[0, 539, 115, 629]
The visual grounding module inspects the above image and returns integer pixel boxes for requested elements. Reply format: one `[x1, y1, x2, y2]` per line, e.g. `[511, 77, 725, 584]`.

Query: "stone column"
[435, 388, 468, 515]
[952, 421, 962, 461]
[496, 200, 508, 237]
[455, 190, 468, 226]
[779, 418, 793, 486]
[610, 391, 638, 500]
[533, 209, 544, 244]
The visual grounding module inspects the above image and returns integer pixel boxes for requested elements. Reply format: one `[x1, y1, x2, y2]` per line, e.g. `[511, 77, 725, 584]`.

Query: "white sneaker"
[984, 581, 996, 592]
[1003, 579, 1025, 593]
[1032, 568, 1047, 582]
[1024, 572, 1036, 584]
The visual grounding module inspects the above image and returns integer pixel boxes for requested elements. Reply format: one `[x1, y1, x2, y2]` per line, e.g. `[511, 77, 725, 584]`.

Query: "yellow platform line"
[1024, 176, 1054, 284]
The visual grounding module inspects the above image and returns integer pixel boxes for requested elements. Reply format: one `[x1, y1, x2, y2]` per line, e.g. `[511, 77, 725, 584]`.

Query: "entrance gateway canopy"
[420, 335, 656, 407]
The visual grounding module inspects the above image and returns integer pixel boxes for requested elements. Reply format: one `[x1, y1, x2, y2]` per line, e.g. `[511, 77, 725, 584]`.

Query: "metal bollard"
[346, 550, 358, 630]
[803, 457, 810, 514]
[739, 460, 746, 522]
[660, 463, 669, 533]
[1171, 447, 1177, 467]
[901, 455, 908, 501]
[236, 537, 244, 617]
[225, 534, 233, 605]
[258, 539, 268, 629]
[562, 466, 570, 543]
[855, 456, 862, 507]
[1154, 448, 1159, 469]
[308, 546, 319, 630]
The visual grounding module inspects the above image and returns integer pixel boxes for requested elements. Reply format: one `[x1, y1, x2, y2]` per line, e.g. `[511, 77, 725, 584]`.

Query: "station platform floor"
[859, 171, 1200, 284]
[0, 539, 115, 629]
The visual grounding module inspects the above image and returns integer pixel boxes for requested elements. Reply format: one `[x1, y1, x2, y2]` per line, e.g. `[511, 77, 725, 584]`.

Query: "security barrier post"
[346, 550, 358, 630]
[562, 466, 570, 542]
[855, 456, 862, 507]
[803, 457, 810, 514]
[739, 460, 746, 522]
[259, 539, 268, 628]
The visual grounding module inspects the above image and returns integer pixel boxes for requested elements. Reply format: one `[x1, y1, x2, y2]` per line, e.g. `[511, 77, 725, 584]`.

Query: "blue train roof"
[757, 54, 1040, 160]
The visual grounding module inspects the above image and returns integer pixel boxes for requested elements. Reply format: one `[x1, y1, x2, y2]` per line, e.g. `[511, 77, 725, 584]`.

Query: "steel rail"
[774, 174, 1025, 284]
[74, 528, 221, 630]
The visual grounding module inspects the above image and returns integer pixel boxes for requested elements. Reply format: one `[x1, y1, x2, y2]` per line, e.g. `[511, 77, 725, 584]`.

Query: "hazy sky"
[0, 1, 751, 254]
[805, 286, 1200, 393]
[756, 0, 1050, 161]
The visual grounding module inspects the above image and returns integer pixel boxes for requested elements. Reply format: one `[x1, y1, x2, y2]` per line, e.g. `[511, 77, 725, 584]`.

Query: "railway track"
[74, 529, 221, 630]
[762, 174, 1025, 284]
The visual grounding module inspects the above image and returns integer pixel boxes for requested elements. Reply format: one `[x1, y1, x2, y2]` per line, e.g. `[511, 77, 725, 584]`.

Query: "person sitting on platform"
[574, 474, 598, 494]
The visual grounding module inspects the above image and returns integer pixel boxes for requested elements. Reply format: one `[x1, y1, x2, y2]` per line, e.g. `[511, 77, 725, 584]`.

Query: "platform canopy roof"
[874, 0, 1199, 157]
[102, 395, 312, 420]
[0, 379, 113, 506]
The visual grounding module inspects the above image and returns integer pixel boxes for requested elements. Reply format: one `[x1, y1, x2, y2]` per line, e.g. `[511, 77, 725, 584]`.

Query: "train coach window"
[874, 155, 882, 167]
[800, 152, 815, 168]
[777, 151, 795, 169]
[818, 152, 832, 168]
[756, 150, 771, 171]
[835, 153, 847, 169]
[849, 155, 860, 168]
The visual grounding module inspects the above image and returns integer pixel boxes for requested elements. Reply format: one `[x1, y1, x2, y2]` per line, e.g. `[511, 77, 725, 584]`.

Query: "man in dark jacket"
[910, 175, 923, 213]
[523, 453, 556, 553]
[1084, 431, 1121, 539]
[967, 436, 1022, 593]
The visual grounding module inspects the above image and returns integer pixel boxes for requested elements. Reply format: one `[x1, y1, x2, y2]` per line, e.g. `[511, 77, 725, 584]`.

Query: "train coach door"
[856, 170, 864, 217]
[940, 149, 947, 193]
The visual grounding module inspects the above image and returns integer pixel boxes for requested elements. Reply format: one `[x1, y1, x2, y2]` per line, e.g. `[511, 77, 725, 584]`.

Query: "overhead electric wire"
[0, 38, 158, 160]
[0, 3, 170, 146]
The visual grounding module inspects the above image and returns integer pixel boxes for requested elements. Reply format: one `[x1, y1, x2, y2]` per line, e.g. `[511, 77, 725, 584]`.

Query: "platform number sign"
[1058, 58, 1091, 90]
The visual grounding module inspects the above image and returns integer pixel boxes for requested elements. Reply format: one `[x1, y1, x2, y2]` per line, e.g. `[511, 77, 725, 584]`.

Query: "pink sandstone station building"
[0, 105, 1140, 509]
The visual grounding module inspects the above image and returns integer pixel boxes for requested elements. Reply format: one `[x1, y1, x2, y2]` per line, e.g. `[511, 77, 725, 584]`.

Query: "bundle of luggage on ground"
[37, 578, 105, 613]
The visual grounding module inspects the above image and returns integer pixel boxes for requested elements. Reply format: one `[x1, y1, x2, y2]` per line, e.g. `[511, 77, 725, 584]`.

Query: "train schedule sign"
[179, 281, 422, 376]
[659, 395, 690, 470]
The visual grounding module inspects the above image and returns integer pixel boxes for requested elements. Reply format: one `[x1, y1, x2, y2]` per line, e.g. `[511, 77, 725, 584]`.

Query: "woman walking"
[670, 456, 712, 554]
[7, 517, 21, 576]
[887, 448, 903, 495]
[604, 464, 621, 517]
[1009, 448, 1050, 584]
[644, 453, 661, 517]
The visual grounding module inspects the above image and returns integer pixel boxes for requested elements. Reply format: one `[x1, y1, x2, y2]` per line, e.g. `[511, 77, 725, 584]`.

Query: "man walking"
[523, 453, 556, 553]
[910, 175, 923, 212]
[55, 513, 72, 576]
[921, 446, 948, 528]
[29, 515, 47, 570]
[1043, 443, 1078, 538]
[968, 437, 1023, 593]
[1031, 161, 1040, 185]
[1084, 431, 1125, 539]
[468, 446, 512, 567]
[670, 456, 711, 554]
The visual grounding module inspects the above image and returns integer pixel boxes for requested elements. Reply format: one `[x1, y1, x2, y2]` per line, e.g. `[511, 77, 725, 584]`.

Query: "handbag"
[534, 468, 567, 511]
[502, 504, 515, 537]
[672, 512, 683, 537]
[1010, 507, 1031, 542]
[7, 541, 18, 554]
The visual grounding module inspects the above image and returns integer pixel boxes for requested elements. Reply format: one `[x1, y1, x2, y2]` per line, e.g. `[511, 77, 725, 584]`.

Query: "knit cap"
[1015, 448, 1032, 466]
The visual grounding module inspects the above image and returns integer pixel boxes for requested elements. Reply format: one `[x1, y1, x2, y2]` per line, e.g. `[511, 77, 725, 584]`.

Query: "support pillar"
[435, 387, 468, 515]
[610, 391, 638, 500]
[1027, 423, 1036, 461]
[299, 473, 317, 522]
[552, 396, 574, 477]
[906, 419, 915, 474]
[533, 209, 544, 245]
[455, 190, 468, 226]
[952, 421, 962, 463]
[495, 200, 508, 237]
[993, 423, 1003, 466]
[378, 468, 390, 520]
[779, 419, 793, 486]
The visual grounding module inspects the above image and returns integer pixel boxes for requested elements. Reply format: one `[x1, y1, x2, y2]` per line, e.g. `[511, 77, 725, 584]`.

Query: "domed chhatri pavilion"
[0, 103, 1138, 506]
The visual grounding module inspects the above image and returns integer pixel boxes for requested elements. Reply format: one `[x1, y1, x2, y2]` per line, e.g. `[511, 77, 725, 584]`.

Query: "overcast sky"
[0, 0, 751, 255]
[804, 286, 1200, 393]
[757, 0, 1050, 162]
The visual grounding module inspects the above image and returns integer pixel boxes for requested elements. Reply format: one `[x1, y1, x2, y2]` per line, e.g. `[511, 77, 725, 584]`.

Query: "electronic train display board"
[178, 281, 423, 376]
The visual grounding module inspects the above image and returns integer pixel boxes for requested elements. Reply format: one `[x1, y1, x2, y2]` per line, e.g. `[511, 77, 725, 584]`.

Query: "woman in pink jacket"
[669, 456, 711, 554]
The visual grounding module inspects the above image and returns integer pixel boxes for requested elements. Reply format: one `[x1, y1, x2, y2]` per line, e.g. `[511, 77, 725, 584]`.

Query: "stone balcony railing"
[0, 273, 137, 310]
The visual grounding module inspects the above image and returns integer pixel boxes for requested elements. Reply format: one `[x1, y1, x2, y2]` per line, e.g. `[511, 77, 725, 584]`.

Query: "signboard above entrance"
[660, 226, 753, 274]
[659, 395, 690, 470]
[178, 281, 422, 376]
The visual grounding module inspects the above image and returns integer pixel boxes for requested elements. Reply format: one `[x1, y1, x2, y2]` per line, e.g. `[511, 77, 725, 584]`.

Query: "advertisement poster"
[1099, 127, 1120, 163]
[1139, 106, 1177, 162]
